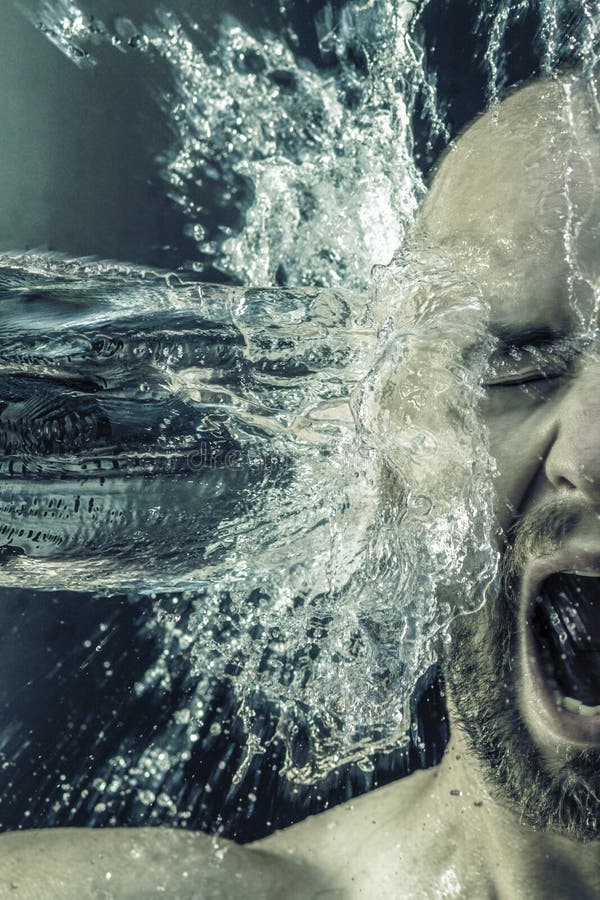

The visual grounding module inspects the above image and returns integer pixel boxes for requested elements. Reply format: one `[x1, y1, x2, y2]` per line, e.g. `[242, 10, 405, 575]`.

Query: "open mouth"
[531, 571, 600, 717]
[522, 554, 600, 746]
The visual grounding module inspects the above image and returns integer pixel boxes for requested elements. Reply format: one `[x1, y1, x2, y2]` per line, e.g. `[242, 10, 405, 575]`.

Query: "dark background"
[0, 0, 587, 841]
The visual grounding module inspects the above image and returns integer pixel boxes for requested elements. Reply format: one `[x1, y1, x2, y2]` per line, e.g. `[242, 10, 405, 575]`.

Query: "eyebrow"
[489, 323, 568, 352]
[462, 323, 570, 366]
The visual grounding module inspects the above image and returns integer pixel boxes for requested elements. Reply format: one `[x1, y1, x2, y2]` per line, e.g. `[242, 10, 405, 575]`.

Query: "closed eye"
[482, 339, 579, 388]
[484, 368, 566, 387]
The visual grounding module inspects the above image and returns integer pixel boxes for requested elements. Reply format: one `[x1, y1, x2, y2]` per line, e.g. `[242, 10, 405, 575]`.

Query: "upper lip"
[520, 542, 600, 616]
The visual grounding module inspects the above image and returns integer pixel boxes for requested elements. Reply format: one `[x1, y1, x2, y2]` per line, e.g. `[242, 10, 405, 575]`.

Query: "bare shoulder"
[0, 770, 453, 900]
[255, 763, 498, 900]
[0, 827, 327, 900]
[257, 768, 445, 898]
[261, 766, 441, 857]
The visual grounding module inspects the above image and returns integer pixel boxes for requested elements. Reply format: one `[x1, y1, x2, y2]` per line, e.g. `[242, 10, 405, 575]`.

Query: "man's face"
[419, 77, 600, 839]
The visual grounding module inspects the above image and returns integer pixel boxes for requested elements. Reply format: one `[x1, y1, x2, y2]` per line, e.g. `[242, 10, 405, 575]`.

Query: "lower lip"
[520, 605, 600, 747]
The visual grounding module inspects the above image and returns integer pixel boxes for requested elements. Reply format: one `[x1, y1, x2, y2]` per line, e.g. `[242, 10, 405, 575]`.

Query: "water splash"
[24, 0, 431, 287]
[0, 250, 497, 785]
[7, 0, 600, 823]
[476, 0, 600, 107]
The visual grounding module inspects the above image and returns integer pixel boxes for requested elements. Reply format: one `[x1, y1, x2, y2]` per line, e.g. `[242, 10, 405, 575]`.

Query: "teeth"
[557, 695, 600, 717]
[561, 570, 600, 577]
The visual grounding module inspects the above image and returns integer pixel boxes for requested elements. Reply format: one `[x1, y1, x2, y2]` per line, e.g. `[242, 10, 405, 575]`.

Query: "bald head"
[410, 72, 600, 333]
[418, 73, 600, 255]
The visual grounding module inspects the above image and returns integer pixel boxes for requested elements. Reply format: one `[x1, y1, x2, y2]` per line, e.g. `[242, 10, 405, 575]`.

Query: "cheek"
[480, 388, 558, 536]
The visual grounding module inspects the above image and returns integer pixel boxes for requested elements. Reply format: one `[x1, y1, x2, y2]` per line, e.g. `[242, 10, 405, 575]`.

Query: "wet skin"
[2, 75, 600, 898]
[420, 75, 600, 761]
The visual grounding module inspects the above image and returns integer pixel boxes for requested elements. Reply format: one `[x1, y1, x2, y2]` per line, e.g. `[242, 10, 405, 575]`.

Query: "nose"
[545, 362, 600, 503]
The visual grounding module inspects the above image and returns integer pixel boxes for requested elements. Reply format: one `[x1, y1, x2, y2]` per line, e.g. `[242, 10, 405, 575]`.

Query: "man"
[1, 72, 599, 898]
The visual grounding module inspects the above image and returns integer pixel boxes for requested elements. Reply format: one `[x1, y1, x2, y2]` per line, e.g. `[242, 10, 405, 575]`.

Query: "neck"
[429, 723, 600, 899]
[264, 729, 600, 900]
[262, 720, 600, 898]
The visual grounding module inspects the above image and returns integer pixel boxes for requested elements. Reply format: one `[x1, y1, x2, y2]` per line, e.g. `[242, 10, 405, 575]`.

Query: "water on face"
[3, 0, 599, 826]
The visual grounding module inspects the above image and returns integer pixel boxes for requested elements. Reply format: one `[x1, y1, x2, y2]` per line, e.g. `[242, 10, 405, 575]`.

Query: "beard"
[445, 500, 600, 842]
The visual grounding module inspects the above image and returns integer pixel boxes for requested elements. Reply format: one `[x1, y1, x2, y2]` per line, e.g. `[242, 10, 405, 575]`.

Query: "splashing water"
[476, 0, 600, 106]
[28, 0, 431, 287]
[0, 250, 496, 783]
[5, 0, 600, 821]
